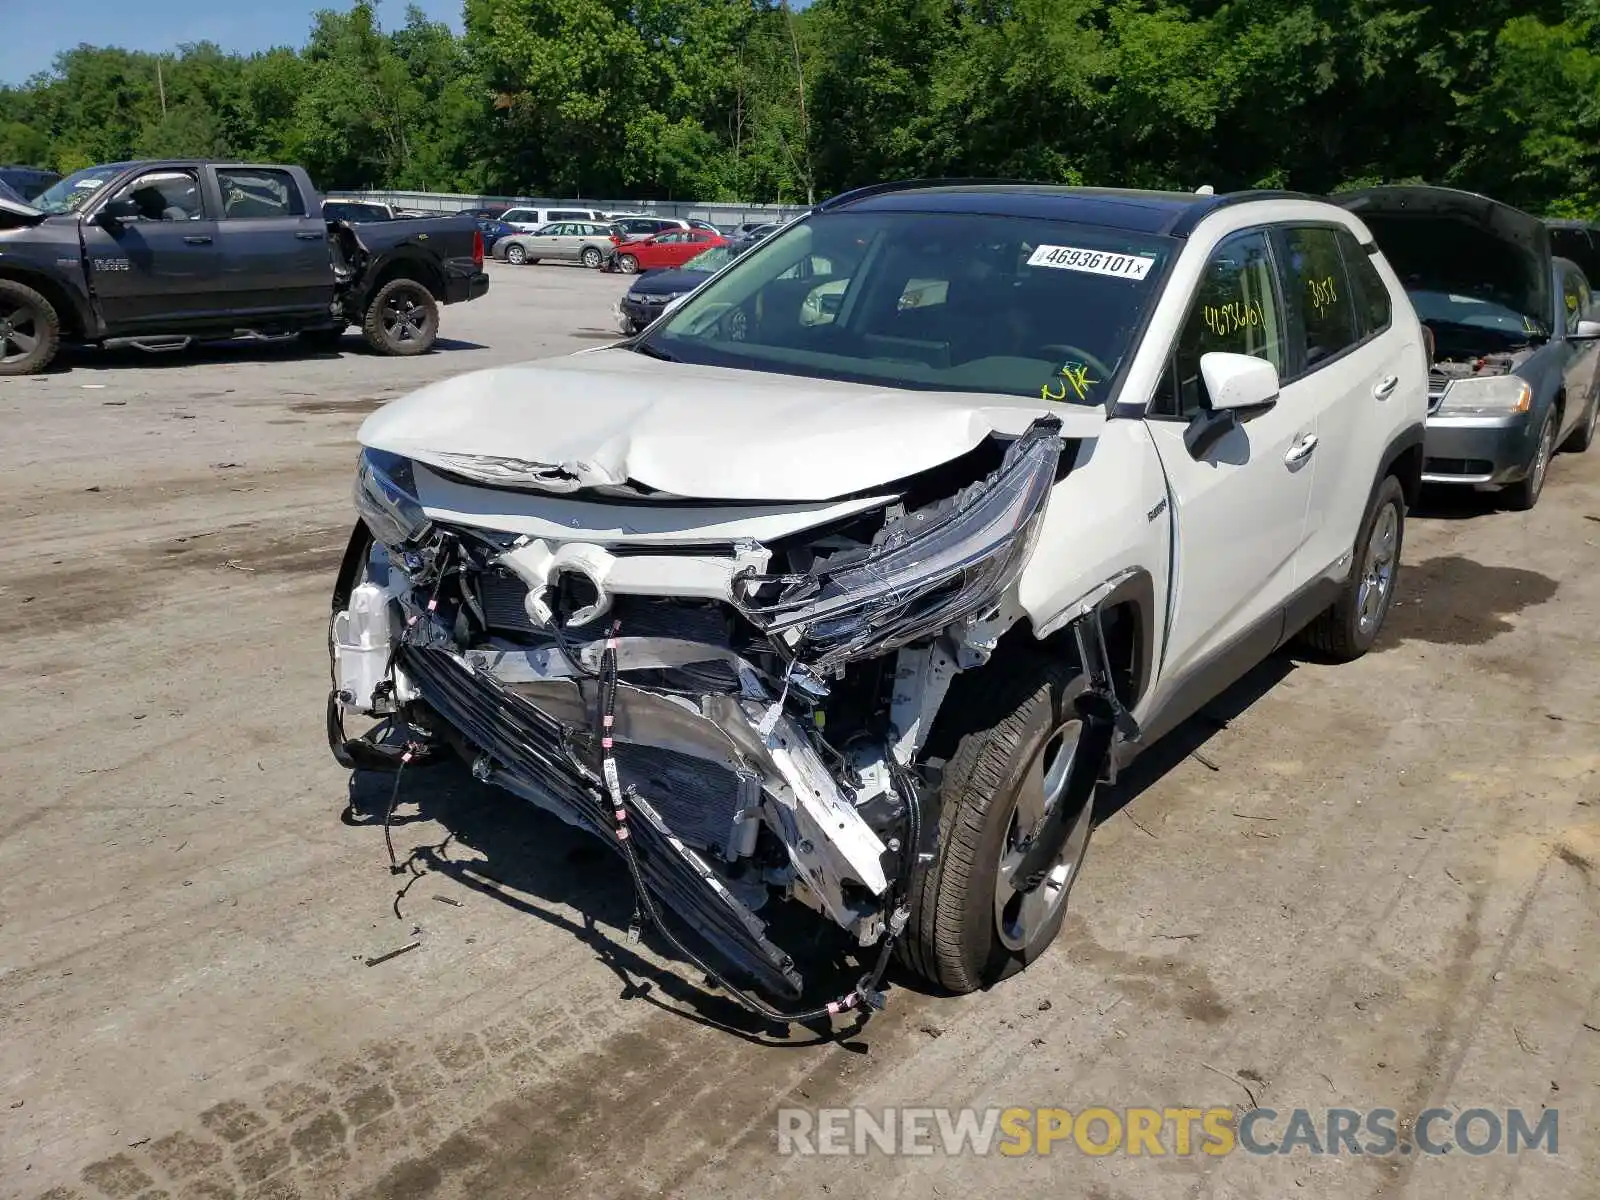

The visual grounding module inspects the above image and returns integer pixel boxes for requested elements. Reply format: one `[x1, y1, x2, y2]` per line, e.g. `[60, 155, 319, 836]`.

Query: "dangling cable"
[598, 619, 913, 1025]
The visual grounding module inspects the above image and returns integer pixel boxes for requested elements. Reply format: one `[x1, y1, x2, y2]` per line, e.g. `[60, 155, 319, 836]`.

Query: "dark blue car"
[475, 217, 517, 253]
[617, 243, 741, 333]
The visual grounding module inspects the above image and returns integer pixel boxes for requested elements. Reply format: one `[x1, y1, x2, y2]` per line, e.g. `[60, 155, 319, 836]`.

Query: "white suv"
[329, 183, 1427, 1016]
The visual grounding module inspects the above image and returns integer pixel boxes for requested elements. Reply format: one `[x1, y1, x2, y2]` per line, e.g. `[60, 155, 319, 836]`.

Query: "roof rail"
[1165, 188, 1321, 236]
[817, 177, 1042, 211]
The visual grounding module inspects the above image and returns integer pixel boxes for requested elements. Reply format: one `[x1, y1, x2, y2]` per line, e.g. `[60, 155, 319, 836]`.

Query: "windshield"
[683, 246, 733, 273]
[642, 210, 1174, 402]
[32, 164, 126, 214]
[1408, 289, 1547, 343]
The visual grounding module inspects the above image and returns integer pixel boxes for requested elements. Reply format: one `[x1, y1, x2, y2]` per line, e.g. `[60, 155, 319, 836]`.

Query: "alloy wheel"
[994, 719, 1088, 953]
[1356, 501, 1400, 636]
[0, 304, 40, 364]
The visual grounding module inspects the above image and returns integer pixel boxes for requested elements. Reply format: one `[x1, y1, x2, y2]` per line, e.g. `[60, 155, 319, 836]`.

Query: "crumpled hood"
[359, 349, 1102, 502]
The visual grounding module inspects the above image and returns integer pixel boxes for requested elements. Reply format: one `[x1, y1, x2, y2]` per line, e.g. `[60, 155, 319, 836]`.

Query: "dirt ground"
[2, 261, 1597, 1200]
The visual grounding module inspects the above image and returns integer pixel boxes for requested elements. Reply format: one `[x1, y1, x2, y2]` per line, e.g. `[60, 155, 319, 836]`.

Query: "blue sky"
[1, 0, 465, 85]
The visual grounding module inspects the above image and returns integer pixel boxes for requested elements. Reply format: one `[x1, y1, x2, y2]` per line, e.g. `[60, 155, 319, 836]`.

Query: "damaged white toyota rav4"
[328, 182, 1428, 1018]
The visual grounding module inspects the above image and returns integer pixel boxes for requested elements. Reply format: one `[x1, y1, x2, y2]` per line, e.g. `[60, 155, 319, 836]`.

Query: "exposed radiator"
[613, 742, 757, 860]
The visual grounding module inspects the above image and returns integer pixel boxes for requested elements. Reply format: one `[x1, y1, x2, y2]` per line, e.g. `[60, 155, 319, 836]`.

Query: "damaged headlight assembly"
[354, 448, 432, 549]
[732, 417, 1063, 674]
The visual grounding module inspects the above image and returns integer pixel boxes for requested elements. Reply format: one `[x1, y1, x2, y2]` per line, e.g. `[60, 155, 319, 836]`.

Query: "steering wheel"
[1037, 344, 1115, 383]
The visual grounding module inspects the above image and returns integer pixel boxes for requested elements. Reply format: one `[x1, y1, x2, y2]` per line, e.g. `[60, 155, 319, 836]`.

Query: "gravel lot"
[3, 259, 1598, 1200]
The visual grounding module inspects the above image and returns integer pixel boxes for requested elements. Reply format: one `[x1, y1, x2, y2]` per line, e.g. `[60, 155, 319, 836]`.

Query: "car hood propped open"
[358, 349, 1103, 502]
[1337, 185, 1553, 329]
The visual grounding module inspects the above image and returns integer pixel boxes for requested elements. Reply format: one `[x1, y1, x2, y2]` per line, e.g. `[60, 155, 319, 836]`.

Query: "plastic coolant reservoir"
[333, 581, 394, 711]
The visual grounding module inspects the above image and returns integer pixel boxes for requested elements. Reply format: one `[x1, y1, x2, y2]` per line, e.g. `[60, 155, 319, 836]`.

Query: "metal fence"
[328, 188, 808, 227]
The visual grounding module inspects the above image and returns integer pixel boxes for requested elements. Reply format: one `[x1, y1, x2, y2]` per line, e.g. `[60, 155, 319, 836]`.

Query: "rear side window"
[1341, 231, 1392, 337]
[217, 169, 305, 218]
[1280, 226, 1359, 370]
[548, 209, 588, 221]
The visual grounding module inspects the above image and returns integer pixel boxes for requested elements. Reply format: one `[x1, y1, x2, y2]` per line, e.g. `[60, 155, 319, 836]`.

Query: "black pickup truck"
[0, 160, 489, 375]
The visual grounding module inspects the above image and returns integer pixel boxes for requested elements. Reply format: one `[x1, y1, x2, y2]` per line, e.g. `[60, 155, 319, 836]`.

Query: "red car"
[615, 229, 727, 274]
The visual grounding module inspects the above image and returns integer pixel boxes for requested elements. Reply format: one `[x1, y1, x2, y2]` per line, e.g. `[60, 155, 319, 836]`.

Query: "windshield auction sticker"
[1027, 245, 1154, 280]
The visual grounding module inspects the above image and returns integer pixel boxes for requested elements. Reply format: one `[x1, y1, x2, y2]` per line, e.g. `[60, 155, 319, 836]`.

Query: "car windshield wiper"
[631, 340, 679, 362]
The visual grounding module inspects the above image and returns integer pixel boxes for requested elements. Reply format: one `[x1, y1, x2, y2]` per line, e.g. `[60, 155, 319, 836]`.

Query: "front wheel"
[0, 278, 62, 376]
[362, 278, 439, 357]
[617, 253, 639, 275]
[505, 244, 527, 266]
[901, 658, 1092, 993]
[581, 246, 603, 269]
[1504, 412, 1556, 511]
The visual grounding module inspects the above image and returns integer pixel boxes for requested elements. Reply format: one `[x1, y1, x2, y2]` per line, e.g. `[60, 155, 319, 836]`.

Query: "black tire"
[0, 278, 62, 376]
[581, 246, 603, 269]
[1300, 474, 1406, 661]
[361, 278, 439, 357]
[298, 326, 346, 352]
[1504, 412, 1556, 511]
[505, 244, 527, 266]
[618, 253, 640, 275]
[901, 657, 1091, 993]
[1562, 391, 1598, 453]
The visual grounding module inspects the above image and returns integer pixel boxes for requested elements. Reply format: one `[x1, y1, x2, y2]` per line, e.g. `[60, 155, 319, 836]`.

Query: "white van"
[499, 205, 606, 232]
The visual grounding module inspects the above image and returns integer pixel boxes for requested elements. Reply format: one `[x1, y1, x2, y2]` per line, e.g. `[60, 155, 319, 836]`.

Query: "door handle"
[1284, 434, 1319, 466]
[183, 235, 212, 245]
[296, 231, 324, 241]
[1373, 374, 1399, 400]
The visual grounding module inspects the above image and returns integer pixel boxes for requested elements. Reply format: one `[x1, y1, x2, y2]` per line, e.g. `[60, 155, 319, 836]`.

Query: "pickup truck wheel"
[505, 244, 527, 265]
[901, 658, 1091, 993]
[362, 279, 438, 357]
[1300, 474, 1406, 662]
[581, 246, 603, 269]
[1504, 412, 1556, 511]
[0, 279, 61, 376]
[618, 253, 640, 275]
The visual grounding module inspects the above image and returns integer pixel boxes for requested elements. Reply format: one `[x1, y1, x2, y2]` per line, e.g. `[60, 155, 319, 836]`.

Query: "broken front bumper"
[395, 641, 805, 996]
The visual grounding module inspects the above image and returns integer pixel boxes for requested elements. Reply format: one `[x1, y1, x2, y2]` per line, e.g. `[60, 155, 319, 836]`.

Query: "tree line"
[2, 0, 1598, 216]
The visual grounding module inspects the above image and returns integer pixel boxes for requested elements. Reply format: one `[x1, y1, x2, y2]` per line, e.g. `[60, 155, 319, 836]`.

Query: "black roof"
[818, 179, 1320, 237]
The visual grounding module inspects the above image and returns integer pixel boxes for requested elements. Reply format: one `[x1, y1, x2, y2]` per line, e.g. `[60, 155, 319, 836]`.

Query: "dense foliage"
[3, 0, 1600, 215]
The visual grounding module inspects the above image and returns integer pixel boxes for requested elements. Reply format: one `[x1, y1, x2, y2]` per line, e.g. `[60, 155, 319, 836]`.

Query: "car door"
[78, 166, 223, 331]
[556, 222, 587, 261]
[213, 166, 333, 319]
[526, 222, 564, 259]
[1558, 262, 1600, 439]
[1271, 223, 1410, 583]
[1141, 228, 1316, 690]
[661, 231, 702, 268]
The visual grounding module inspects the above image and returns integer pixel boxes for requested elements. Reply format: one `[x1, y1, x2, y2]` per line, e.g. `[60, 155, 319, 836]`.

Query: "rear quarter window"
[1341, 230, 1393, 337]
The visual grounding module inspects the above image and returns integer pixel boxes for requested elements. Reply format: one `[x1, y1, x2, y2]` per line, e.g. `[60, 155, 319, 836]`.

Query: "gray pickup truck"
[0, 160, 489, 375]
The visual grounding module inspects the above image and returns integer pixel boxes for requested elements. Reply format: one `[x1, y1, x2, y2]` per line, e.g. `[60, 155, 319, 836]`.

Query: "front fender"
[1016, 419, 1170, 710]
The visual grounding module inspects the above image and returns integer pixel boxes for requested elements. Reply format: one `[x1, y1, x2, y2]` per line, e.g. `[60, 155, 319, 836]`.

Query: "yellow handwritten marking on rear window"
[1042, 361, 1100, 402]
[1203, 300, 1264, 338]
[1307, 275, 1338, 315]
